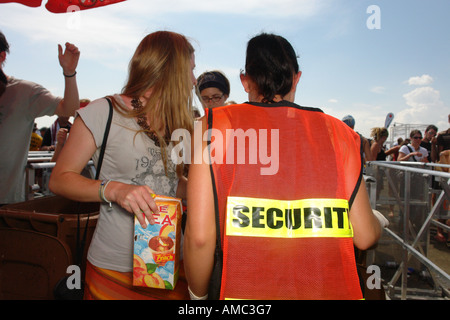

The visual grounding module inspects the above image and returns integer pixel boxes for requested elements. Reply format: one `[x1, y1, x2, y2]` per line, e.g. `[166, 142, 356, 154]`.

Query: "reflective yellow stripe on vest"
[226, 197, 353, 239]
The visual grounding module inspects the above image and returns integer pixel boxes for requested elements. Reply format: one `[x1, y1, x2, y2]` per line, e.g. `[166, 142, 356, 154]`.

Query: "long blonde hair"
[114, 31, 195, 176]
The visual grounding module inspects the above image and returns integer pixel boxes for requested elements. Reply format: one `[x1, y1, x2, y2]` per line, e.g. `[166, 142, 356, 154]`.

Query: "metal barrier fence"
[26, 151, 95, 200]
[365, 161, 450, 300]
[24, 153, 450, 299]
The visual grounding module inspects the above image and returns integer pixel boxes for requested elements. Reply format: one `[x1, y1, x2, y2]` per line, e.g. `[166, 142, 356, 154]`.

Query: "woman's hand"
[105, 181, 159, 228]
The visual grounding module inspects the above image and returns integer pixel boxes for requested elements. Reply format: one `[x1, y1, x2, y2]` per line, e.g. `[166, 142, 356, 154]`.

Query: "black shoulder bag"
[54, 97, 113, 300]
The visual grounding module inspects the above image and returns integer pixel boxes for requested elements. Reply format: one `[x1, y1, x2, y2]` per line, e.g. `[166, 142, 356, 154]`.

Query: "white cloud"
[1, 6, 142, 54]
[0, 0, 333, 66]
[0, 4, 149, 74]
[328, 98, 338, 103]
[407, 74, 434, 86]
[403, 86, 441, 110]
[371, 86, 386, 94]
[396, 86, 447, 126]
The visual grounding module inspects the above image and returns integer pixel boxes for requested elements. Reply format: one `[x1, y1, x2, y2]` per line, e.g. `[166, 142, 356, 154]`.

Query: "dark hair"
[197, 71, 230, 96]
[410, 129, 422, 139]
[0, 69, 6, 84]
[0, 31, 10, 54]
[425, 125, 438, 133]
[244, 33, 299, 103]
[0, 69, 6, 97]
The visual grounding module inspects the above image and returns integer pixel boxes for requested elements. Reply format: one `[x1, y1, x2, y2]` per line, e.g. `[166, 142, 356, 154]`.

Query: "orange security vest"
[206, 101, 364, 300]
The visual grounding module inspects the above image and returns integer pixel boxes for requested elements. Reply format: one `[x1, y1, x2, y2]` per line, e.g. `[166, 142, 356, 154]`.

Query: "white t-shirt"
[78, 95, 179, 272]
[399, 144, 429, 162]
[0, 77, 61, 204]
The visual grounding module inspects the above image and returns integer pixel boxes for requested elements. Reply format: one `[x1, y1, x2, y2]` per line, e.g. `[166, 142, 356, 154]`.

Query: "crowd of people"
[0, 27, 448, 300]
[342, 115, 450, 246]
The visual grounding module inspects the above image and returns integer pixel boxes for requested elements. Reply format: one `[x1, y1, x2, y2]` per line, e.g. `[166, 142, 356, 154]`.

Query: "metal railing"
[25, 152, 96, 199]
[365, 161, 450, 300]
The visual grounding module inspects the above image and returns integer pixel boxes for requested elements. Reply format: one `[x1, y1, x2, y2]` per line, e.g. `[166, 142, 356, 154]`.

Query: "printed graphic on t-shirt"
[131, 147, 177, 196]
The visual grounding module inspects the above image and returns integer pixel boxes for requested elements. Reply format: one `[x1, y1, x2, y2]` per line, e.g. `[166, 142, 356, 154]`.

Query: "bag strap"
[207, 108, 223, 299]
[406, 145, 418, 162]
[95, 97, 114, 180]
[75, 97, 113, 266]
[207, 109, 222, 254]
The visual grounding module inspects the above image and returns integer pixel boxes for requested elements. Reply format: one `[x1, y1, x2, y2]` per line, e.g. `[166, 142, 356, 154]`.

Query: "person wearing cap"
[342, 115, 373, 162]
[196, 70, 230, 108]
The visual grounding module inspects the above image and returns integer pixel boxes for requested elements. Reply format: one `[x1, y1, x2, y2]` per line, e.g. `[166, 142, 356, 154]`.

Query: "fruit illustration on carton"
[133, 195, 182, 290]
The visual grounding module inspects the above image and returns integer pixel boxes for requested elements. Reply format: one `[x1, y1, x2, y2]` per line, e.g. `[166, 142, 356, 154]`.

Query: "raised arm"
[54, 42, 80, 117]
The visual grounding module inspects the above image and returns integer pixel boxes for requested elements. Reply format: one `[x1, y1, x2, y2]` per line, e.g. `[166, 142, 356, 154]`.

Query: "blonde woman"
[370, 127, 389, 160]
[49, 31, 196, 299]
[370, 127, 400, 202]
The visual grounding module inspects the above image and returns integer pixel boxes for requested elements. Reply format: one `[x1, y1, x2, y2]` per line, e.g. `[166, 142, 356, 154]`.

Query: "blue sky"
[1, 0, 449, 139]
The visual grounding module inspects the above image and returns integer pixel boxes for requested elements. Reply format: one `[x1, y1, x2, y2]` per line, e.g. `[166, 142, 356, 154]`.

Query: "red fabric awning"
[0, 0, 42, 7]
[0, 0, 126, 13]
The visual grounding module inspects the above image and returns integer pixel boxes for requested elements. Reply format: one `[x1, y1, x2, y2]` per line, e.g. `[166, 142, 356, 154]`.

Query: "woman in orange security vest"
[183, 33, 382, 300]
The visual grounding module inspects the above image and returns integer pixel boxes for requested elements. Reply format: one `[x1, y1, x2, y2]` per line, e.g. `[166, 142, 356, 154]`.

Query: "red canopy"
[0, 0, 42, 7]
[0, 0, 126, 13]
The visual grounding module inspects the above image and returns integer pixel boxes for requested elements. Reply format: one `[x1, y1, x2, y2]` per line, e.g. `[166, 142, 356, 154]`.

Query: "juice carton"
[133, 195, 182, 290]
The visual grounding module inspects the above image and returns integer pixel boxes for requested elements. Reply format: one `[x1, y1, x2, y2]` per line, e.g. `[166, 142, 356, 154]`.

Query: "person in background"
[433, 150, 450, 246]
[49, 31, 196, 300]
[0, 30, 80, 205]
[39, 126, 48, 137]
[184, 33, 381, 300]
[196, 70, 230, 109]
[370, 127, 400, 161]
[50, 127, 69, 162]
[0, 68, 6, 97]
[50, 99, 90, 162]
[390, 137, 405, 161]
[29, 123, 43, 151]
[370, 128, 401, 198]
[435, 115, 450, 244]
[40, 116, 72, 151]
[437, 114, 450, 159]
[420, 125, 438, 162]
[398, 129, 429, 163]
[342, 115, 373, 163]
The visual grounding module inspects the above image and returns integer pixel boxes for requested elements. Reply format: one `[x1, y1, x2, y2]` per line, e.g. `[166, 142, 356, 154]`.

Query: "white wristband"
[99, 179, 113, 211]
[188, 286, 208, 300]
